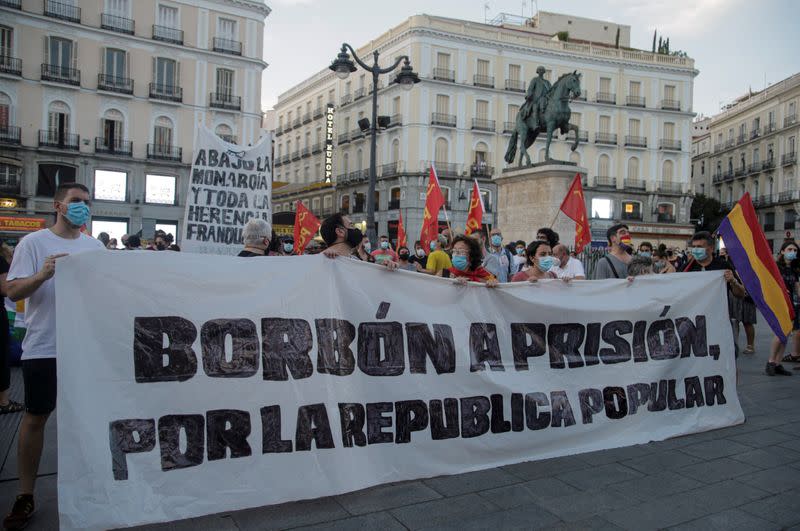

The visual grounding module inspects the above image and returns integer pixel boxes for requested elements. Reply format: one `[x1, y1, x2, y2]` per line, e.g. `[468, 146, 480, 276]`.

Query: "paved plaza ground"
[1, 323, 799, 530]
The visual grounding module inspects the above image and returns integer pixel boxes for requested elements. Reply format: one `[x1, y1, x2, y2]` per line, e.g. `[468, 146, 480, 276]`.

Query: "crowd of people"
[0, 183, 798, 529]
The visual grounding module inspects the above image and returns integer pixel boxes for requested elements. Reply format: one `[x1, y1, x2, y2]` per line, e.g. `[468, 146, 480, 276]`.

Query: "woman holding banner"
[512, 241, 557, 282]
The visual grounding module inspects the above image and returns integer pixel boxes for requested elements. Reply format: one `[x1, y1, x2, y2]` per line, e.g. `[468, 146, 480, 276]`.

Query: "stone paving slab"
[665, 508, 781, 531]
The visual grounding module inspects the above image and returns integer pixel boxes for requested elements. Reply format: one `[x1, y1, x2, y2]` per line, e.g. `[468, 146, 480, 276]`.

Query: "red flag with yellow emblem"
[559, 174, 591, 252]
[419, 164, 445, 251]
[465, 180, 484, 235]
[397, 211, 408, 249]
[293, 201, 321, 255]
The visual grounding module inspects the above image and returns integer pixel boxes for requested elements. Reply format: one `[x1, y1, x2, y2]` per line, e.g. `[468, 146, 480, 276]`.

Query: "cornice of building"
[710, 72, 800, 127]
[222, 0, 272, 17]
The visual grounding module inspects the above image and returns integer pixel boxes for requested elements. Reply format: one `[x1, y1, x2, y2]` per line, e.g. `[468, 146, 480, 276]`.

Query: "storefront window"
[91, 219, 128, 249]
[94, 170, 127, 201]
[145, 174, 176, 204]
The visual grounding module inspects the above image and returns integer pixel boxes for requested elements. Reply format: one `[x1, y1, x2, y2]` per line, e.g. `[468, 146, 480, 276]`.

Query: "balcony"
[313, 107, 324, 119]
[596, 92, 616, 104]
[714, 143, 724, 153]
[0, 170, 20, 195]
[388, 199, 400, 210]
[573, 90, 587, 101]
[350, 127, 364, 140]
[723, 170, 734, 181]
[0, 57, 22, 77]
[292, 118, 302, 129]
[566, 130, 589, 142]
[725, 138, 735, 148]
[431, 113, 456, 128]
[0, 126, 21, 145]
[311, 142, 322, 154]
[657, 213, 676, 223]
[38, 130, 79, 151]
[212, 37, 242, 56]
[625, 95, 646, 107]
[44, 0, 80, 23]
[661, 99, 681, 111]
[338, 132, 350, 144]
[381, 161, 401, 177]
[736, 134, 746, 145]
[149, 83, 182, 102]
[748, 162, 762, 174]
[470, 163, 494, 178]
[435, 162, 459, 177]
[621, 211, 643, 221]
[388, 114, 402, 128]
[354, 87, 366, 101]
[471, 118, 495, 132]
[623, 179, 646, 190]
[94, 137, 132, 157]
[473, 74, 494, 88]
[210, 93, 241, 111]
[659, 139, 682, 151]
[152, 25, 183, 45]
[624, 135, 647, 147]
[275, 125, 284, 137]
[340, 94, 352, 106]
[778, 190, 800, 204]
[762, 159, 775, 171]
[301, 147, 310, 158]
[97, 74, 133, 95]
[658, 182, 683, 194]
[735, 166, 747, 177]
[786, 114, 798, 128]
[0, 0, 21, 8]
[713, 171, 723, 183]
[505, 79, 525, 92]
[783, 152, 797, 166]
[595, 132, 617, 145]
[765, 122, 778, 133]
[147, 144, 182, 162]
[41, 64, 80, 86]
[432, 68, 455, 82]
[290, 150, 300, 161]
[101, 13, 134, 34]
[300, 112, 311, 124]
[502, 122, 515, 134]
[750, 128, 761, 140]
[595, 177, 616, 188]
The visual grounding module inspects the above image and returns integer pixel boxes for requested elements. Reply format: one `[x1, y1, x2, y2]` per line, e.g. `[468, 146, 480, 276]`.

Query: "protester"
[593, 224, 632, 279]
[638, 241, 653, 258]
[371, 235, 398, 264]
[721, 249, 758, 355]
[486, 228, 512, 282]
[320, 213, 363, 259]
[769, 241, 800, 373]
[278, 236, 295, 256]
[106, 238, 117, 250]
[512, 241, 557, 282]
[120, 234, 129, 248]
[476, 230, 502, 281]
[512, 240, 527, 274]
[354, 235, 375, 262]
[419, 234, 451, 276]
[0, 242, 22, 415]
[237, 219, 271, 257]
[653, 245, 676, 274]
[551, 244, 586, 280]
[395, 246, 417, 272]
[125, 234, 141, 250]
[537, 228, 559, 248]
[448, 235, 498, 286]
[96, 232, 110, 247]
[440, 228, 453, 252]
[167, 244, 181, 252]
[409, 240, 428, 269]
[627, 255, 654, 277]
[2, 183, 106, 530]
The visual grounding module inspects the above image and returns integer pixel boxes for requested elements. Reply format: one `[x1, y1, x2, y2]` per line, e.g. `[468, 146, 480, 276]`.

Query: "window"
[217, 17, 237, 40]
[153, 57, 179, 91]
[101, 108, 123, 147]
[627, 157, 639, 180]
[764, 212, 775, 231]
[508, 104, 519, 122]
[436, 52, 450, 69]
[629, 80, 641, 96]
[475, 100, 488, 120]
[591, 198, 612, 219]
[94, 169, 127, 201]
[392, 96, 400, 116]
[477, 59, 490, 76]
[785, 210, 796, 230]
[664, 84, 676, 100]
[156, 222, 178, 242]
[436, 94, 449, 114]
[91, 219, 128, 249]
[599, 116, 611, 133]
[216, 68, 234, 99]
[105, 0, 130, 16]
[47, 100, 70, 140]
[663, 160, 674, 182]
[621, 201, 641, 220]
[0, 94, 9, 127]
[663, 122, 675, 139]
[146, 174, 176, 204]
[657, 203, 675, 221]
[340, 195, 350, 212]
[158, 4, 179, 28]
[789, 136, 796, 154]
[434, 138, 448, 164]
[153, 116, 173, 149]
[571, 112, 582, 128]
[45, 36, 74, 71]
[0, 164, 20, 189]
[784, 171, 794, 192]
[0, 26, 14, 59]
[628, 118, 640, 137]
[701, 161, 705, 175]
[37, 163, 76, 197]
[341, 152, 349, 174]
[312, 197, 320, 212]
[391, 139, 399, 162]
[598, 154, 610, 177]
[215, 124, 234, 143]
[508, 64, 520, 81]
[323, 195, 332, 210]
[103, 48, 128, 81]
[753, 148, 760, 163]
[599, 77, 611, 93]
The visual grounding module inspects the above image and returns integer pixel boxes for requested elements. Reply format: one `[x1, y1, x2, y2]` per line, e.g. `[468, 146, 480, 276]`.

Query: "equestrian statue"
[504, 67, 583, 167]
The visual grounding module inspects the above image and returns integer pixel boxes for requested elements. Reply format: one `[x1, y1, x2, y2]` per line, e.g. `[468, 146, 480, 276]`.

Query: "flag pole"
[548, 208, 560, 229]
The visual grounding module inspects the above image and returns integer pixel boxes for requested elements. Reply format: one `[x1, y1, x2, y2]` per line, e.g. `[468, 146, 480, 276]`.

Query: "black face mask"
[399, 252, 410, 260]
[156, 242, 166, 251]
[344, 227, 363, 248]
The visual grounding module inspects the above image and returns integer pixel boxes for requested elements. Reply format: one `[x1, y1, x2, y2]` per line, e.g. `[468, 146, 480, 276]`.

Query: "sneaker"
[774, 364, 793, 376]
[766, 362, 776, 376]
[2, 494, 34, 530]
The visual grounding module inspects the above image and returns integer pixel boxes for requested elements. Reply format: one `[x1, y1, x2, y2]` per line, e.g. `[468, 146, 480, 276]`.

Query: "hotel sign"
[325, 104, 335, 182]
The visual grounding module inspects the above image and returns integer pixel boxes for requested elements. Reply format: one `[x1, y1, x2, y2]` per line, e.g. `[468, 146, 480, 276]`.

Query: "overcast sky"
[261, 0, 799, 119]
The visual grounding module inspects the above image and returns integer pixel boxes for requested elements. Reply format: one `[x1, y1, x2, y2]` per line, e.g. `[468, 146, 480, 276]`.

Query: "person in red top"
[370, 234, 398, 265]
[512, 241, 558, 282]
[449, 235, 498, 287]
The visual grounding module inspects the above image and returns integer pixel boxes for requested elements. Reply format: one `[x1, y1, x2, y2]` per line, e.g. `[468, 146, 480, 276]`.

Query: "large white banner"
[181, 125, 272, 255]
[56, 252, 744, 530]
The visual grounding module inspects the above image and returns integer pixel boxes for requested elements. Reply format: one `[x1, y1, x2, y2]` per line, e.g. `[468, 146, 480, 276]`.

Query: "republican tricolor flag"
[718, 193, 795, 343]
[464, 180, 484, 236]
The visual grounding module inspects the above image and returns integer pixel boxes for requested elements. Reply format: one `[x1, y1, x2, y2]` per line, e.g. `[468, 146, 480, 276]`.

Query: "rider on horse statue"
[520, 66, 551, 131]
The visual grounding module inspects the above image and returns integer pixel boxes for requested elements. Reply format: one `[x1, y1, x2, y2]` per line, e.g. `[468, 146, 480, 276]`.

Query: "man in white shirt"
[3, 183, 105, 530]
[551, 243, 586, 280]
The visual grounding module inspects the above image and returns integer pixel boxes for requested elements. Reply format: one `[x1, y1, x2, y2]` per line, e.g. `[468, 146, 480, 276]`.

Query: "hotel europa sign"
[325, 104, 335, 182]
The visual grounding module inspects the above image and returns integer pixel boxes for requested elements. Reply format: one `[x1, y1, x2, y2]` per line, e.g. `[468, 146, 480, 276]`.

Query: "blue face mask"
[283, 243, 294, 253]
[690, 247, 707, 261]
[786, 251, 797, 261]
[64, 201, 90, 227]
[491, 235, 502, 247]
[639, 251, 651, 258]
[452, 255, 468, 270]
[516, 248, 525, 256]
[430, 241, 436, 251]
[537, 255, 556, 272]
[380, 241, 389, 250]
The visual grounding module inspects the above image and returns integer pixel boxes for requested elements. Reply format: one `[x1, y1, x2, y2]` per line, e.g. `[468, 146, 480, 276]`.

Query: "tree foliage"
[691, 194, 730, 233]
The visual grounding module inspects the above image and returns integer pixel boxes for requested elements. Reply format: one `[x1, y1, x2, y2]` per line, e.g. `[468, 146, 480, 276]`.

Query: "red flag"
[397, 211, 408, 249]
[464, 179, 484, 235]
[559, 173, 591, 252]
[419, 164, 445, 251]
[293, 201, 321, 255]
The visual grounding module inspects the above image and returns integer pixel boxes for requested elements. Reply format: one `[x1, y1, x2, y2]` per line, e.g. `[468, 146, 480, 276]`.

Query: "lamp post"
[329, 43, 419, 245]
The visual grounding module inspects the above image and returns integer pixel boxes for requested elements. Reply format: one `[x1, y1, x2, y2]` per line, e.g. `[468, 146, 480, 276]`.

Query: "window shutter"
[72, 40, 77, 70]
[100, 47, 106, 76]
[176, 60, 181, 86]
[43, 36, 49, 64]
[125, 51, 130, 78]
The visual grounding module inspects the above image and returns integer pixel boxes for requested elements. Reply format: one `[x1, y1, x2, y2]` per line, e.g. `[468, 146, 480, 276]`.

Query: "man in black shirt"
[237, 219, 271, 257]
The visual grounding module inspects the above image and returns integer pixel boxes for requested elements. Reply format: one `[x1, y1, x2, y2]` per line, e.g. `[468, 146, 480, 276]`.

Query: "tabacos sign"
[325, 104, 335, 182]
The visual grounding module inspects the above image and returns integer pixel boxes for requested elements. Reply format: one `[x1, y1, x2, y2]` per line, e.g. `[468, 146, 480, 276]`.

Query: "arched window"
[356, 148, 363, 172]
[753, 180, 759, 197]
[391, 139, 400, 162]
[47, 100, 71, 144]
[340, 194, 350, 213]
[153, 116, 174, 153]
[342, 152, 349, 175]
[663, 160, 674, 182]
[100, 108, 124, 150]
[627, 157, 639, 180]
[215, 124, 235, 144]
[597, 154, 610, 177]
[435, 137, 448, 164]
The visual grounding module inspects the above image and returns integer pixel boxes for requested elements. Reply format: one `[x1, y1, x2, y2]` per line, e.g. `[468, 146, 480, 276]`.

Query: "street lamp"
[329, 43, 420, 244]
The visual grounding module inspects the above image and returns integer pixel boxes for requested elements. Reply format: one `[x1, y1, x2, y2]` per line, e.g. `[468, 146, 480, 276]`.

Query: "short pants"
[22, 358, 57, 415]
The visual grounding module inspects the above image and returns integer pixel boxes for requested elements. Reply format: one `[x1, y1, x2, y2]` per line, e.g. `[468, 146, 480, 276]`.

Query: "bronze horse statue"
[504, 71, 583, 166]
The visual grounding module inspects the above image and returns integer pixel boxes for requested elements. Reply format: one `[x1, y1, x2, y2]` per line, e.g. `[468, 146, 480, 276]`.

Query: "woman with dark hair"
[396, 246, 416, 271]
[652, 244, 676, 274]
[448, 235, 497, 286]
[769, 240, 800, 374]
[512, 241, 557, 282]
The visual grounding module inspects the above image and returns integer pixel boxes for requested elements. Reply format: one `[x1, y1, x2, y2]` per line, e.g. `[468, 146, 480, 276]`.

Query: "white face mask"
[416, 249, 425, 257]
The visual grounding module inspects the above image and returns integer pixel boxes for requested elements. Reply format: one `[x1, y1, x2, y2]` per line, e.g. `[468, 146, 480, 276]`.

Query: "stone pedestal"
[496, 163, 588, 246]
